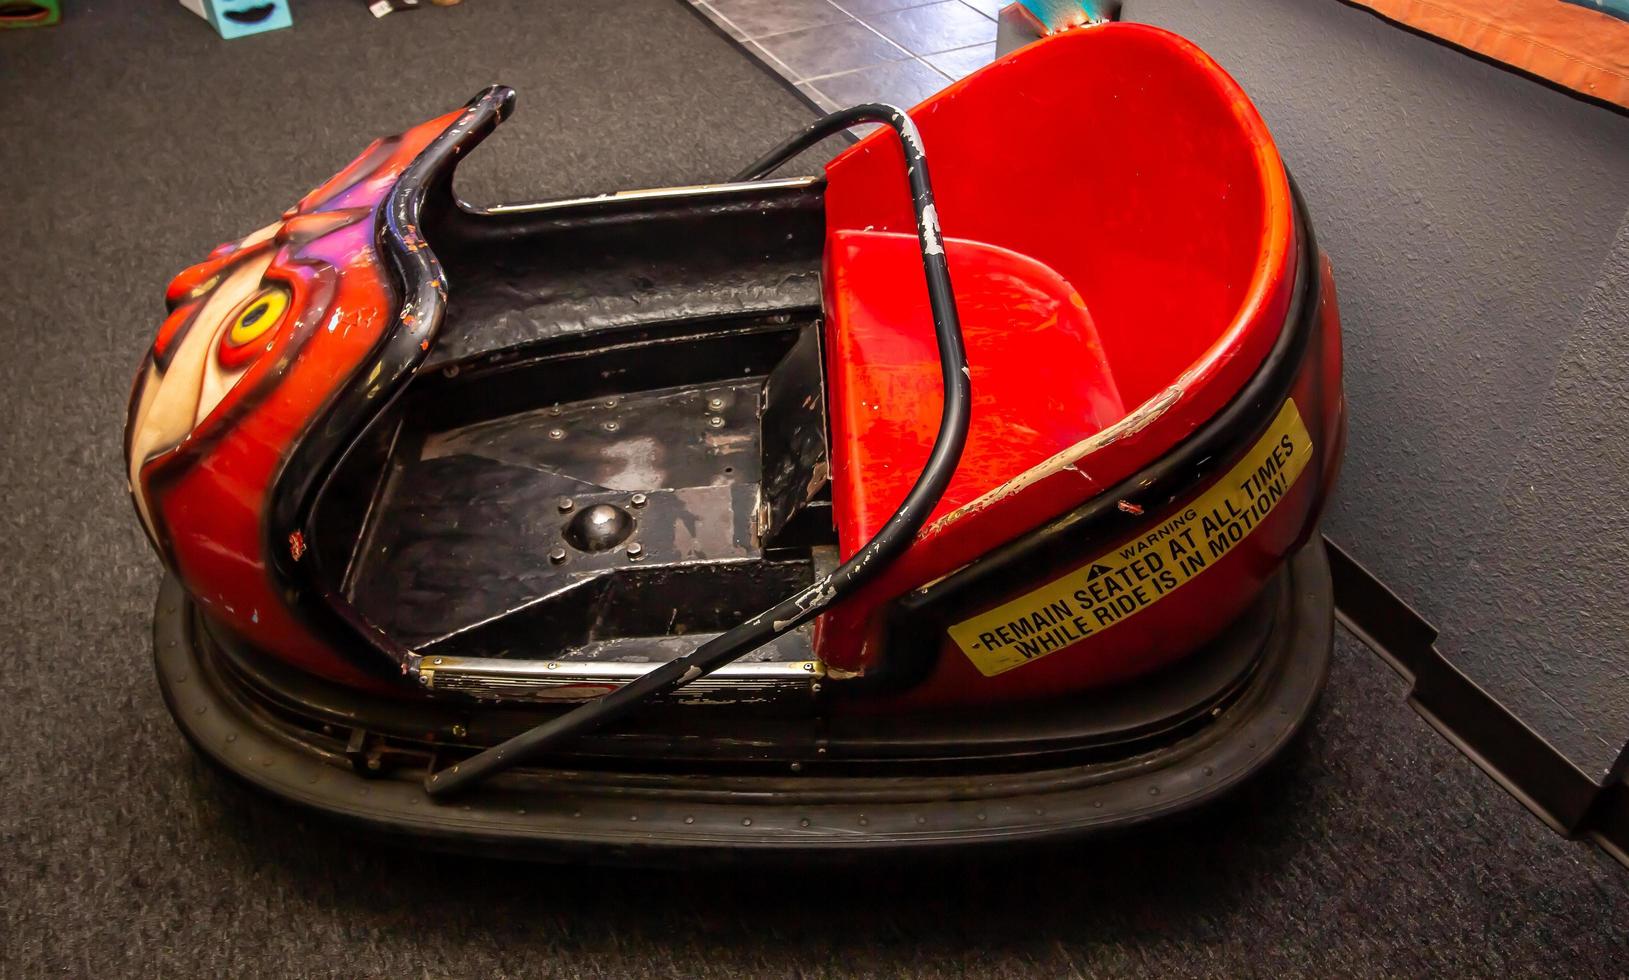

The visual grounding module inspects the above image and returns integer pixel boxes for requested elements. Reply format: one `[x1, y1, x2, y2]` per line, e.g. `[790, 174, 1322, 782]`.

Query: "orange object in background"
[1345, 0, 1629, 109]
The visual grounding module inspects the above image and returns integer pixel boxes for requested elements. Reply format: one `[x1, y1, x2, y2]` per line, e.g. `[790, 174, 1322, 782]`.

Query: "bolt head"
[557, 497, 574, 513]
[564, 503, 635, 552]
[626, 542, 645, 560]
[630, 492, 648, 508]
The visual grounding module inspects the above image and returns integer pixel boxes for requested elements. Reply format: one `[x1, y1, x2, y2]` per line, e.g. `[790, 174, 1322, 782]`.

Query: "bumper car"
[129, 24, 1344, 861]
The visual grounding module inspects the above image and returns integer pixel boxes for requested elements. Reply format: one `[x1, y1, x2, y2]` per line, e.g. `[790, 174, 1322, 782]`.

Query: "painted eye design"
[218, 285, 291, 370]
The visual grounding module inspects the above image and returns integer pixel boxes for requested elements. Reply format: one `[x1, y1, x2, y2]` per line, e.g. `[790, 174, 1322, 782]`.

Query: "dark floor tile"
[796, 81, 841, 113]
[757, 20, 909, 81]
[691, 1, 747, 39]
[957, 0, 1005, 17]
[863, 0, 997, 55]
[925, 41, 996, 78]
[808, 58, 951, 109]
[742, 40, 798, 81]
[708, 0, 850, 40]
[831, 0, 940, 15]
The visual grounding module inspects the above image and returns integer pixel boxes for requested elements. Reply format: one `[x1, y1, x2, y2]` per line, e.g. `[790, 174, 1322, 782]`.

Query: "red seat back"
[814, 25, 1296, 690]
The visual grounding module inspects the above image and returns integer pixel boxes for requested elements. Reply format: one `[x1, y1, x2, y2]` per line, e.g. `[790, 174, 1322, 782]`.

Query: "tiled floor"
[689, 0, 1002, 112]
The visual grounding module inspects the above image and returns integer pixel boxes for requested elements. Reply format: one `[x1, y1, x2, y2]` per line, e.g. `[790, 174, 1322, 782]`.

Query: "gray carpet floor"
[2, 2, 1627, 977]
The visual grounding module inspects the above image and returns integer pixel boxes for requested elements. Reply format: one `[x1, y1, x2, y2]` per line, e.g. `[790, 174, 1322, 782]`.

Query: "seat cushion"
[824, 229, 1126, 558]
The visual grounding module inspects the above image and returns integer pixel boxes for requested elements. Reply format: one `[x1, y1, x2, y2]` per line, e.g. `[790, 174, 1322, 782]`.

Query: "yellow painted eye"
[227, 287, 289, 347]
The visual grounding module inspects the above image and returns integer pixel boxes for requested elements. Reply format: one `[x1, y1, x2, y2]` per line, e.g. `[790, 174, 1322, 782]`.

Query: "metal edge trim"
[417, 656, 821, 704]
[480, 176, 820, 215]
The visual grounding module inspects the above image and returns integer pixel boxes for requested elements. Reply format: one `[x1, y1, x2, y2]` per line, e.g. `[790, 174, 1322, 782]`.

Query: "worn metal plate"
[349, 377, 818, 659]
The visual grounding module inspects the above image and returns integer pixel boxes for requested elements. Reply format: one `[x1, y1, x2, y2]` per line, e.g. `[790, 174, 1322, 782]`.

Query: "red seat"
[824, 229, 1126, 556]
[812, 25, 1297, 692]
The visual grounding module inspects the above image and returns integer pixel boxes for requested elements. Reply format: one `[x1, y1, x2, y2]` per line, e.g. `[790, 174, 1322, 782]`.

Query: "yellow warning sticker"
[949, 398, 1315, 677]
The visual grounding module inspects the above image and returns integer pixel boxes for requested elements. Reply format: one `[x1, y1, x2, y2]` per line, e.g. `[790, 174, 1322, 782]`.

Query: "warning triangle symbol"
[1086, 563, 1114, 580]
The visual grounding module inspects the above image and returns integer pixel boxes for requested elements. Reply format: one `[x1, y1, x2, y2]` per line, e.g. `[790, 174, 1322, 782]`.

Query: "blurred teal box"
[179, 0, 293, 39]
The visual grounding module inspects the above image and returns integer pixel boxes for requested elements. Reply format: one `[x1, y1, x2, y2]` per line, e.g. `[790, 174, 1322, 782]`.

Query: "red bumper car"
[130, 24, 1344, 860]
